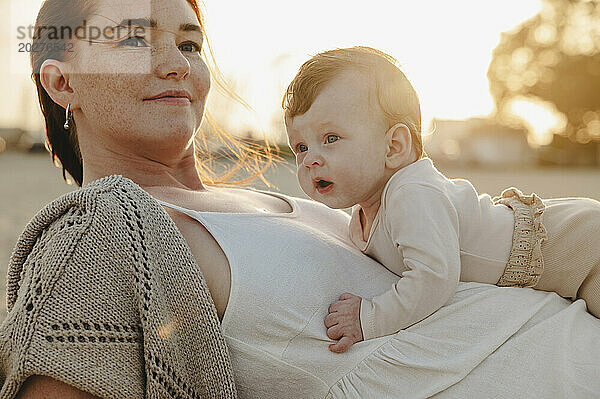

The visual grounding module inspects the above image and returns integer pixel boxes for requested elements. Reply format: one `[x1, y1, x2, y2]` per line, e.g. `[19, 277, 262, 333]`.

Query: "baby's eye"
[297, 143, 308, 153]
[119, 36, 149, 48]
[325, 134, 339, 144]
[179, 41, 202, 53]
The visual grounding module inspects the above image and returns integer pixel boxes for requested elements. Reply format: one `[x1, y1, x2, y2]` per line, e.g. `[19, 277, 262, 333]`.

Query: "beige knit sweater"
[0, 175, 237, 398]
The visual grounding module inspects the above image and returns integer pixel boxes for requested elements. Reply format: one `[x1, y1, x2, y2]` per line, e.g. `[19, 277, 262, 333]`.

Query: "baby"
[283, 46, 600, 353]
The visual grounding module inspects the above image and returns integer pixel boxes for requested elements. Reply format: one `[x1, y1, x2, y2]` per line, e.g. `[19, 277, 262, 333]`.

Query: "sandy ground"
[1, 151, 599, 320]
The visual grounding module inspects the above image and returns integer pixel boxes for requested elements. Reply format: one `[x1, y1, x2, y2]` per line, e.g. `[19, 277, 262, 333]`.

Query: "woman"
[5, 0, 239, 397]
[2, 0, 600, 398]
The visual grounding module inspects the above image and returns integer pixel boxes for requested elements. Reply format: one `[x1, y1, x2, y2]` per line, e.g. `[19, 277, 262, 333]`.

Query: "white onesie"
[349, 158, 516, 339]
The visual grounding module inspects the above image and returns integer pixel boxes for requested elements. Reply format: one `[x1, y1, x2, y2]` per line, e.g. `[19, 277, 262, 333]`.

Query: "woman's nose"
[152, 42, 191, 80]
[302, 150, 324, 167]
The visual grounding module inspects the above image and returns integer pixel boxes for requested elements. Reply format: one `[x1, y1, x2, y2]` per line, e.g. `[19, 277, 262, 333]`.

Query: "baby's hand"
[325, 293, 364, 353]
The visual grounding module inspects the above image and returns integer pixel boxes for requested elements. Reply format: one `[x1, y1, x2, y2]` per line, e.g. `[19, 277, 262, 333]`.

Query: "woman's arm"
[2, 179, 236, 398]
[0, 193, 145, 398]
[17, 376, 100, 399]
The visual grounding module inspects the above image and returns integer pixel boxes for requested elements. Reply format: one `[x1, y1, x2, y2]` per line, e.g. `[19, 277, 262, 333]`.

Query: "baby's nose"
[303, 151, 324, 167]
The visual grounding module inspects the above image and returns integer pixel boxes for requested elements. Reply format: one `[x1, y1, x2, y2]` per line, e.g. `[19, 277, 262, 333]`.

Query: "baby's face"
[286, 69, 391, 209]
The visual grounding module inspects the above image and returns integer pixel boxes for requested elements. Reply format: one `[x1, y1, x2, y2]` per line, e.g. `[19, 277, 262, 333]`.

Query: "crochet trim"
[494, 187, 548, 288]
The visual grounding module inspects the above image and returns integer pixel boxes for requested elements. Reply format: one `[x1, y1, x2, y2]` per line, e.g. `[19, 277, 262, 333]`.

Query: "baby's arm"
[360, 184, 461, 340]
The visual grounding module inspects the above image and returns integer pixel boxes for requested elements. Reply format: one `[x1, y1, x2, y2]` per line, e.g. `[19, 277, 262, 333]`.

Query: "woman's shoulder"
[6, 175, 166, 310]
[1, 175, 154, 397]
[14, 174, 151, 234]
[17, 173, 161, 233]
[1, 175, 232, 397]
[9, 175, 151, 248]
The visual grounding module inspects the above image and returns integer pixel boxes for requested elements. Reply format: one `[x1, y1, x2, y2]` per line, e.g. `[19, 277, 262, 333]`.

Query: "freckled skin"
[67, 0, 210, 164]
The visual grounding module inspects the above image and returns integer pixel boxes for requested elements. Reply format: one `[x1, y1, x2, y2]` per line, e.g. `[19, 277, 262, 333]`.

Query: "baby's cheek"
[297, 170, 311, 193]
[296, 168, 306, 184]
[295, 156, 302, 167]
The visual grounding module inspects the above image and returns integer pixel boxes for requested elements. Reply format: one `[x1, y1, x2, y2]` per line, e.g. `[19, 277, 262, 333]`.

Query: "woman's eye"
[119, 36, 148, 47]
[297, 144, 308, 153]
[179, 41, 201, 53]
[325, 135, 339, 144]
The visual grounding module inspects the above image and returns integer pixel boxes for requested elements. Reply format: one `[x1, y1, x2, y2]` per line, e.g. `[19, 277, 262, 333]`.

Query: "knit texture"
[0, 175, 237, 399]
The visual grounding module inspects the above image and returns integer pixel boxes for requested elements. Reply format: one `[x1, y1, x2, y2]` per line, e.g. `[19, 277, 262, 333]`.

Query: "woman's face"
[68, 0, 210, 157]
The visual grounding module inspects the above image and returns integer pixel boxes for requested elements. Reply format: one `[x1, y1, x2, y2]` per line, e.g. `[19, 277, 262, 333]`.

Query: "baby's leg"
[573, 198, 600, 318]
[578, 262, 600, 318]
[536, 197, 600, 318]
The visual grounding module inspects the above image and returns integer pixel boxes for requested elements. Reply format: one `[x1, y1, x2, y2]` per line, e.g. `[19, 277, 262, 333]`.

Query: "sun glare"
[2, 0, 544, 142]
[507, 96, 567, 146]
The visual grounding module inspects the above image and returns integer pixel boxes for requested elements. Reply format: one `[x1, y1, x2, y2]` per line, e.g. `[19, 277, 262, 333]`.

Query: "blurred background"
[1, 0, 600, 318]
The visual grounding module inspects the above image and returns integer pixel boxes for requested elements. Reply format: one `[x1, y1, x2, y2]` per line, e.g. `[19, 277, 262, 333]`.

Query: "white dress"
[157, 191, 600, 399]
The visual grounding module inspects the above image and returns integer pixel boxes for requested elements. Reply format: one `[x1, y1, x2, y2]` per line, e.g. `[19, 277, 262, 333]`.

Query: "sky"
[0, 0, 543, 142]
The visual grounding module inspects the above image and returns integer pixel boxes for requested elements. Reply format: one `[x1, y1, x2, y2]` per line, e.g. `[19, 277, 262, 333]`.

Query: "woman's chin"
[147, 119, 199, 138]
[128, 127, 198, 152]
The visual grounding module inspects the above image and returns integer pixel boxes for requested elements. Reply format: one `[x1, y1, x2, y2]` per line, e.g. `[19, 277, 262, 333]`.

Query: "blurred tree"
[488, 0, 600, 144]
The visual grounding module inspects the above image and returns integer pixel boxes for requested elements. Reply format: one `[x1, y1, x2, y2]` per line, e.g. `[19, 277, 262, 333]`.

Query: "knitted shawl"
[0, 175, 237, 398]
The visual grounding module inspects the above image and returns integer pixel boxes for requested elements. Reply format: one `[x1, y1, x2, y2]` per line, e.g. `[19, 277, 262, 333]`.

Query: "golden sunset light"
[1, 0, 544, 142]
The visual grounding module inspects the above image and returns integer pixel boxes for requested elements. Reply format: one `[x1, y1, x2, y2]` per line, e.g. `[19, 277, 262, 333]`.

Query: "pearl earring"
[64, 103, 71, 130]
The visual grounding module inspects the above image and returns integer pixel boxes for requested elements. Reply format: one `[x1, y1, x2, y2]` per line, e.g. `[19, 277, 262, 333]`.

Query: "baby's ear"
[384, 123, 414, 169]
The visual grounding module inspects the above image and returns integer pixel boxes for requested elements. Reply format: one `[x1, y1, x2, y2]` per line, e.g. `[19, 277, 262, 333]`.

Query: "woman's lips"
[144, 89, 192, 105]
[144, 97, 191, 105]
[315, 179, 334, 194]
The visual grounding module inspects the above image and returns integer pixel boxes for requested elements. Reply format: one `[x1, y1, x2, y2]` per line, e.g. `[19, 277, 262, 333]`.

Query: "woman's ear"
[384, 122, 415, 169]
[39, 59, 78, 110]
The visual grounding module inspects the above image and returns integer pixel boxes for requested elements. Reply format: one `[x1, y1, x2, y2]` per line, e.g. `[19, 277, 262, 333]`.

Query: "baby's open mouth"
[314, 179, 334, 193]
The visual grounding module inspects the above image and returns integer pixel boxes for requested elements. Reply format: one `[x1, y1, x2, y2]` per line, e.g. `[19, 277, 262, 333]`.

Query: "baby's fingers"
[339, 293, 355, 300]
[324, 313, 338, 328]
[326, 324, 343, 340]
[329, 336, 355, 353]
[328, 300, 342, 313]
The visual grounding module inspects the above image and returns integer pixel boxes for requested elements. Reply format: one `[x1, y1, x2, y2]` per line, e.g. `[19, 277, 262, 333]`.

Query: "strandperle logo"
[9, 0, 152, 75]
[11, 19, 151, 74]
[16, 19, 146, 45]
